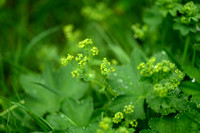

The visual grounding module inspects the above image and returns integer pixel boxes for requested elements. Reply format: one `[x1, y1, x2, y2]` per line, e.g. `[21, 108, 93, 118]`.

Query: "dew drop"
[113, 73, 118, 76]
[130, 102, 133, 104]
[60, 114, 65, 118]
[83, 127, 86, 130]
[124, 86, 128, 89]
[161, 51, 166, 55]
[192, 78, 195, 82]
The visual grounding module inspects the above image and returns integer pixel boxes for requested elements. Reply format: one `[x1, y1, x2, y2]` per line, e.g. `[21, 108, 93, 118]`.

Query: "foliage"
[0, 0, 200, 132]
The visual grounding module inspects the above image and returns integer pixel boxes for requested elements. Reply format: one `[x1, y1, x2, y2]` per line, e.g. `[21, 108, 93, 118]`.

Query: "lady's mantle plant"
[61, 38, 116, 98]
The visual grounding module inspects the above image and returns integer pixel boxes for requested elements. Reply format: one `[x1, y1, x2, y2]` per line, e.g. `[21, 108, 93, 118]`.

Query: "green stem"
[93, 79, 104, 88]
[0, 100, 25, 116]
[192, 49, 196, 66]
[182, 37, 190, 64]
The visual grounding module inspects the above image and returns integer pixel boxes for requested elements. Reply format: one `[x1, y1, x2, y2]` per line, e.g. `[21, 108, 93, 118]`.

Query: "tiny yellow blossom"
[112, 112, 124, 124]
[123, 105, 134, 114]
[78, 38, 93, 48]
[130, 120, 138, 128]
[78, 56, 87, 68]
[61, 57, 67, 66]
[71, 70, 80, 78]
[97, 117, 112, 133]
[90, 46, 99, 56]
[75, 54, 83, 61]
[100, 58, 115, 76]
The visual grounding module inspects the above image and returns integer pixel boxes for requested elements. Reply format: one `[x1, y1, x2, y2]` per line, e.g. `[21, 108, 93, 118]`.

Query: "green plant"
[1, 0, 200, 133]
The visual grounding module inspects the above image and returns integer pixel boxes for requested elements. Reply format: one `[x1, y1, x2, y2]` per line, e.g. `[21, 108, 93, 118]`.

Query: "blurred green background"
[0, 0, 154, 97]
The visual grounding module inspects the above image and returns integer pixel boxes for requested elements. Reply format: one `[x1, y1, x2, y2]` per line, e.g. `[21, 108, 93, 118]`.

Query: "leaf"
[12, 102, 53, 132]
[20, 65, 89, 116]
[143, 6, 163, 31]
[46, 113, 71, 130]
[149, 111, 199, 133]
[140, 129, 158, 133]
[108, 47, 147, 95]
[61, 97, 93, 127]
[173, 21, 196, 36]
[193, 43, 200, 51]
[179, 81, 200, 99]
[183, 65, 200, 84]
[66, 122, 98, 133]
[109, 95, 145, 119]
[20, 74, 60, 116]
[108, 48, 151, 119]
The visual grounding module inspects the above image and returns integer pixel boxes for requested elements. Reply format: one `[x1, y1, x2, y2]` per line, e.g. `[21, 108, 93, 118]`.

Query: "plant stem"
[0, 100, 25, 116]
[181, 37, 190, 64]
[192, 49, 196, 66]
[93, 79, 104, 88]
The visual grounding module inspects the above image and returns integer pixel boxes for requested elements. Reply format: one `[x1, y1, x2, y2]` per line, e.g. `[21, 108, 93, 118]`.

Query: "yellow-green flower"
[130, 120, 138, 128]
[91, 46, 99, 56]
[71, 70, 80, 78]
[97, 117, 112, 133]
[116, 127, 129, 133]
[78, 38, 93, 48]
[75, 54, 83, 61]
[78, 56, 87, 68]
[112, 112, 124, 124]
[123, 105, 134, 114]
[60, 54, 74, 66]
[100, 58, 115, 76]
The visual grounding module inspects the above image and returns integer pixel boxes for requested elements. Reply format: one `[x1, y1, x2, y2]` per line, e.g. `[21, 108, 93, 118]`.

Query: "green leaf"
[20, 74, 60, 116]
[46, 113, 71, 130]
[140, 129, 158, 133]
[149, 112, 199, 133]
[173, 21, 196, 36]
[12, 102, 53, 132]
[61, 97, 93, 127]
[179, 81, 200, 99]
[20, 65, 88, 116]
[193, 43, 200, 51]
[143, 6, 163, 31]
[108, 48, 150, 119]
[66, 122, 98, 133]
[183, 65, 200, 84]
[179, 81, 200, 107]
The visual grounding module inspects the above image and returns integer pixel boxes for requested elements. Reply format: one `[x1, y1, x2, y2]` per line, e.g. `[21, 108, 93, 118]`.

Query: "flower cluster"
[82, 3, 112, 21]
[131, 24, 148, 40]
[116, 127, 129, 133]
[180, 1, 199, 24]
[137, 57, 175, 78]
[91, 46, 99, 56]
[97, 117, 112, 133]
[138, 57, 184, 97]
[97, 117, 130, 133]
[61, 38, 99, 80]
[129, 120, 138, 128]
[112, 105, 138, 129]
[78, 38, 93, 48]
[123, 105, 134, 114]
[112, 112, 124, 124]
[100, 58, 116, 77]
[61, 54, 74, 66]
[63, 24, 81, 42]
